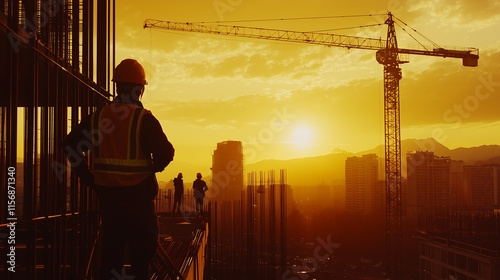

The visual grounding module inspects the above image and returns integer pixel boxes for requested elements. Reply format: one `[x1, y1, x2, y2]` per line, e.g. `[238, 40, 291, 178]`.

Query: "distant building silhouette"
[211, 141, 244, 201]
[406, 151, 465, 227]
[407, 152, 500, 224]
[406, 153, 500, 279]
[417, 212, 500, 280]
[345, 154, 385, 216]
[463, 165, 500, 212]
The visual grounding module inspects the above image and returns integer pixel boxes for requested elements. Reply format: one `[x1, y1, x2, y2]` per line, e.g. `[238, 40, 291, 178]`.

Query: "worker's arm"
[141, 113, 174, 173]
[62, 115, 95, 187]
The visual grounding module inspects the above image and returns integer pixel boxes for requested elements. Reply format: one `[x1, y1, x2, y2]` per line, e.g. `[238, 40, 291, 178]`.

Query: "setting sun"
[292, 126, 313, 148]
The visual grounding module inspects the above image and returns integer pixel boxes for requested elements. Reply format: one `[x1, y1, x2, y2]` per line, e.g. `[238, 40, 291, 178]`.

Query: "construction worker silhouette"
[63, 59, 174, 280]
[193, 173, 208, 215]
[173, 173, 184, 215]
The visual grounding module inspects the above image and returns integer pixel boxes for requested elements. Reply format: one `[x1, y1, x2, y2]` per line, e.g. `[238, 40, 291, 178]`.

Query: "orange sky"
[115, 0, 500, 181]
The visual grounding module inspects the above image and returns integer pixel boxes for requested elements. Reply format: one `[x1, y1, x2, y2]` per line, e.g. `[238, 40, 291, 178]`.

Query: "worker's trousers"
[99, 201, 158, 280]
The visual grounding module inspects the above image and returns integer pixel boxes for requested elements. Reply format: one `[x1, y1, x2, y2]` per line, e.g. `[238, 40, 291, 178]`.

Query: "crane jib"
[144, 19, 479, 67]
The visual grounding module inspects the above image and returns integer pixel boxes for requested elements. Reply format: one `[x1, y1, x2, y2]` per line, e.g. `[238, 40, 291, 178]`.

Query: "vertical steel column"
[259, 171, 265, 279]
[62, 0, 68, 62]
[246, 173, 254, 280]
[240, 190, 245, 278]
[79, 87, 89, 279]
[24, 47, 36, 280]
[39, 0, 47, 46]
[33, 54, 41, 280]
[107, 0, 110, 92]
[268, 170, 276, 278]
[96, 0, 106, 88]
[213, 201, 218, 279]
[60, 68, 70, 279]
[82, 0, 88, 77]
[382, 12, 403, 280]
[112, 0, 115, 96]
[69, 80, 79, 280]
[232, 200, 238, 276]
[88, 0, 93, 81]
[40, 60, 50, 278]
[279, 169, 287, 275]
[71, 0, 79, 70]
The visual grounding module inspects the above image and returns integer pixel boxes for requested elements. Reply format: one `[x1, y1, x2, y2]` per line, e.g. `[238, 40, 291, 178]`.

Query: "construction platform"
[0, 214, 209, 280]
[151, 215, 209, 280]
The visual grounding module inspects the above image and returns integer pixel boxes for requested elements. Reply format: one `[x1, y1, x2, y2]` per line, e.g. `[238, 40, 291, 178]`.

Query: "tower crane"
[144, 13, 479, 279]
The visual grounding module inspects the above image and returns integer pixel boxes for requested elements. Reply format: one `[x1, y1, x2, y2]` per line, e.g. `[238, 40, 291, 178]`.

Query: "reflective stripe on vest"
[91, 104, 153, 186]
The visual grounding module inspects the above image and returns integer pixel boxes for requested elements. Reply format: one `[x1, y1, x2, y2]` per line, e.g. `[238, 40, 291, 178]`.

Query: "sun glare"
[292, 126, 313, 148]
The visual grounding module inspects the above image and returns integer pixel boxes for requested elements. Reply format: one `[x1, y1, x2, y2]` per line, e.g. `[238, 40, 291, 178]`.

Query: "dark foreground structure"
[0, 1, 211, 279]
[0, 0, 112, 279]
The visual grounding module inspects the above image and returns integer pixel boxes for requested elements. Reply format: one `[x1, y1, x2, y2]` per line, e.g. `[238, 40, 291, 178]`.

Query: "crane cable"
[310, 23, 385, 33]
[191, 14, 387, 24]
[393, 15, 442, 50]
[394, 21, 429, 51]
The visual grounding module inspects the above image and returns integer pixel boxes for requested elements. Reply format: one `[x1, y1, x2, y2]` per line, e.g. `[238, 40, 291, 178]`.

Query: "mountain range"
[246, 138, 500, 187]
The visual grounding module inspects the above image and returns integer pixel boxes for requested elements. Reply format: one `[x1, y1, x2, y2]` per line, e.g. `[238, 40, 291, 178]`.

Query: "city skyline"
[115, 0, 500, 183]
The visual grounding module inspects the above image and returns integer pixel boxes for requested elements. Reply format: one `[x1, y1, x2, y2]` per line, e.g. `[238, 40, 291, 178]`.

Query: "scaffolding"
[0, 0, 114, 279]
[209, 170, 288, 280]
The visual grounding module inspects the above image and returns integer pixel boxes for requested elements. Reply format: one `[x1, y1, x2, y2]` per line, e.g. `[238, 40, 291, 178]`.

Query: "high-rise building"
[345, 154, 384, 215]
[406, 154, 500, 279]
[211, 141, 244, 201]
[417, 211, 500, 280]
[496, 167, 500, 212]
[450, 160, 467, 210]
[406, 151, 464, 227]
[463, 165, 500, 212]
[418, 231, 500, 280]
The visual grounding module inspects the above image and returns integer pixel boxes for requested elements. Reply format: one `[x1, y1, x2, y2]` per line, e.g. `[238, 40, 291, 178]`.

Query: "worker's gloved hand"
[74, 164, 95, 188]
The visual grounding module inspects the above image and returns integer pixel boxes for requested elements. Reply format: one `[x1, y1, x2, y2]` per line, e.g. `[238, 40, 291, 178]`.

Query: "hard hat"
[112, 59, 148, 85]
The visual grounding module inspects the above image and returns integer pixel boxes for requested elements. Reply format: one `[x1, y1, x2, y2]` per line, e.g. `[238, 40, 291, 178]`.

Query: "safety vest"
[90, 103, 153, 186]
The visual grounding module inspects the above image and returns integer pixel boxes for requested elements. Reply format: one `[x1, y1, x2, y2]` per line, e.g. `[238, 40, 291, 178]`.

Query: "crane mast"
[144, 14, 478, 280]
[382, 12, 403, 278]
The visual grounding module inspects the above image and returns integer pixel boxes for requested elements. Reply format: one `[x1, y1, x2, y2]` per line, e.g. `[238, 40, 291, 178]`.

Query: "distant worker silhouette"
[173, 173, 184, 215]
[193, 173, 208, 215]
[63, 59, 174, 280]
